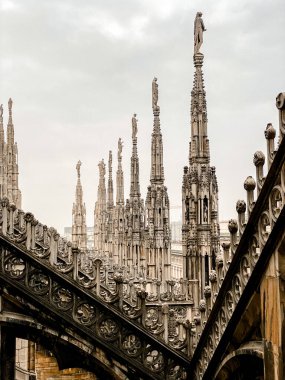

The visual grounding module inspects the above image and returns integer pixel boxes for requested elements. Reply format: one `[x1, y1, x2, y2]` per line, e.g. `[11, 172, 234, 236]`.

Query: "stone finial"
[264, 123, 276, 140]
[264, 123, 276, 170]
[244, 176, 256, 217]
[76, 160, 82, 178]
[216, 254, 224, 268]
[244, 176, 256, 192]
[236, 200, 246, 236]
[253, 151, 265, 167]
[228, 219, 238, 234]
[276, 92, 285, 139]
[276, 92, 285, 110]
[209, 270, 217, 283]
[194, 12, 206, 54]
[254, 151, 265, 195]
[132, 113, 138, 139]
[0, 104, 3, 119]
[204, 285, 211, 298]
[199, 299, 206, 312]
[236, 200, 246, 214]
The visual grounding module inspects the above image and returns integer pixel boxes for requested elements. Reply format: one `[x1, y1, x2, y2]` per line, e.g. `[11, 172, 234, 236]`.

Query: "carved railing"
[187, 93, 285, 378]
[0, 204, 191, 379]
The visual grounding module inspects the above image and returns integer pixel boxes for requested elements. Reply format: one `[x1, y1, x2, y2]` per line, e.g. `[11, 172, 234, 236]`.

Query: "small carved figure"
[152, 77, 158, 109]
[76, 160, 81, 178]
[194, 12, 206, 54]
[132, 113, 138, 139]
[0, 104, 3, 118]
[185, 198, 190, 223]
[203, 196, 208, 223]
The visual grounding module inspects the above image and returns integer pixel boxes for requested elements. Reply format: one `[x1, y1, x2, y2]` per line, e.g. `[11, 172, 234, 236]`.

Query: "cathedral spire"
[190, 12, 209, 162]
[72, 160, 87, 250]
[116, 138, 124, 205]
[182, 13, 219, 301]
[144, 77, 171, 282]
[107, 150, 114, 211]
[94, 159, 107, 254]
[130, 114, 140, 198]
[97, 159, 107, 211]
[76, 160, 82, 198]
[150, 77, 164, 184]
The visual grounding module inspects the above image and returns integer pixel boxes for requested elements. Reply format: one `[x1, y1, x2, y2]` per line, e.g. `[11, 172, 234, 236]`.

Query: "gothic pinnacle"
[116, 138, 124, 205]
[72, 160, 87, 250]
[130, 113, 140, 198]
[190, 13, 208, 161]
[151, 77, 164, 184]
[107, 150, 114, 210]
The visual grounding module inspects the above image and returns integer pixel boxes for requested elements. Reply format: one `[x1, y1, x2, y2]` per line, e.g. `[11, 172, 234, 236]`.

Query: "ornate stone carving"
[122, 334, 142, 356]
[28, 270, 49, 295]
[51, 286, 73, 310]
[98, 318, 119, 341]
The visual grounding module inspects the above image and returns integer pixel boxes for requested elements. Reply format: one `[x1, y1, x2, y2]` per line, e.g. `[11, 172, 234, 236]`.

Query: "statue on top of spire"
[132, 113, 138, 139]
[8, 98, 13, 113]
[0, 104, 3, 119]
[99, 160, 105, 178]
[118, 138, 123, 161]
[109, 150, 112, 168]
[152, 77, 159, 110]
[76, 160, 82, 178]
[194, 12, 206, 55]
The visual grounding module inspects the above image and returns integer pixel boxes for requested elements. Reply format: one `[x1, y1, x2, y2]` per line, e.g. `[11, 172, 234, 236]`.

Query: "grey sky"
[1, 0, 284, 234]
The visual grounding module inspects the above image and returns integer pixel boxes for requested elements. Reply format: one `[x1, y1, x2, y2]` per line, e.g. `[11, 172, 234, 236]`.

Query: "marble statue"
[132, 114, 138, 139]
[76, 160, 81, 178]
[118, 138, 123, 161]
[152, 77, 158, 109]
[194, 12, 206, 54]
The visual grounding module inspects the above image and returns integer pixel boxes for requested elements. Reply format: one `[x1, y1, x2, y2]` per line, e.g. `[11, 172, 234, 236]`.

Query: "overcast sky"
[1, 0, 284, 234]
